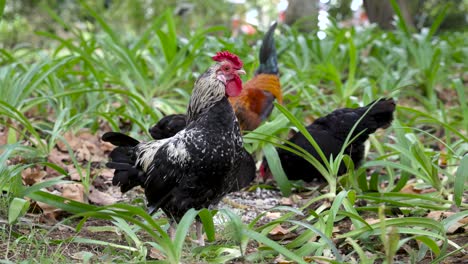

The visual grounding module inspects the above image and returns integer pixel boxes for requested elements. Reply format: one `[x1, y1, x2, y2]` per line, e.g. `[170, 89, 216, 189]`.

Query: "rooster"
[261, 99, 396, 182]
[230, 21, 282, 131]
[148, 22, 282, 140]
[102, 51, 255, 245]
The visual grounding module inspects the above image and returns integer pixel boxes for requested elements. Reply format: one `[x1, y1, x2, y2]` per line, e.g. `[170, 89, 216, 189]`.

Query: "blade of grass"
[263, 144, 292, 196]
[454, 155, 467, 207]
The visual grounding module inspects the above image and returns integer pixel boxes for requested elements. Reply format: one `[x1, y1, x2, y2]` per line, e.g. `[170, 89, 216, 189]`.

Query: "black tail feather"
[348, 98, 396, 144]
[365, 98, 396, 130]
[256, 21, 278, 75]
[313, 98, 396, 146]
[102, 132, 145, 193]
[109, 146, 135, 163]
[102, 132, 140, 147]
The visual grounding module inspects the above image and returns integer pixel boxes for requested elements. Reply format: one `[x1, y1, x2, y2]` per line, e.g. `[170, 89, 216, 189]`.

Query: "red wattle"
[226, 76, 242, 97]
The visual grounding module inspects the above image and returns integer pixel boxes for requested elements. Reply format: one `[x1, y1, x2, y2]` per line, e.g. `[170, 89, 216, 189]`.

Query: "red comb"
[212, 51, 243, 68]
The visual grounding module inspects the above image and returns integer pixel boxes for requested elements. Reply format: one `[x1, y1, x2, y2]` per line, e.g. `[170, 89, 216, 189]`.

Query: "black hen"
[102, 51, 254, 244]
[262, 98, 396, 182]
[149, 114, 187, 140]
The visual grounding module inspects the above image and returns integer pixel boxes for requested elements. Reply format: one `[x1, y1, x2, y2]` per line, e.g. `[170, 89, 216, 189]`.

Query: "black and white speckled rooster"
[102, 51, 255, 245]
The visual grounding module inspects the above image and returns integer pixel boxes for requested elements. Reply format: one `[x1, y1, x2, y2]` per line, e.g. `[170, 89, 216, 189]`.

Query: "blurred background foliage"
[1, 0, 467, 48]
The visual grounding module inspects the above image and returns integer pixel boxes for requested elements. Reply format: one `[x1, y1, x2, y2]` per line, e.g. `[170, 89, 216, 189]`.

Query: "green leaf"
[338, 217, 444, 239]
[325, 190, 348, 237]
[8, 197, 30, 224]
[426, 3, 450, 41]
[0, 0, 5, 19]
[369, 172, 379, 192]
[356, 167, 369, 192]
[414, 236, 440, 256]
[384, 226, 400, 262]
[263, 143, 292, 196]
[346, 238, 375, 264]
[72, 237, 138, 252]
[243, 229, 307, 264]
[389, 0, 411, 36]
[198, 209, 216, 242]
[454, 155, 468, 207]
[174, 209, 198, 258]
[287, 220, 343, 261]
[7, 128, 17, 144]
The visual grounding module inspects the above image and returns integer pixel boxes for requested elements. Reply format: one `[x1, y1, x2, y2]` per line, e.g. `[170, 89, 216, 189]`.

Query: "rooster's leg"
[195, 221, 205, 246]
[168, 221, 176, 241]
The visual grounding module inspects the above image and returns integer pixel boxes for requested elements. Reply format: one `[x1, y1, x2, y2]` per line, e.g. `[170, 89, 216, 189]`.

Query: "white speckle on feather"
[135, 129, 193, 174]
[137, 139, 168, 172]
[167, 141, 190, 163]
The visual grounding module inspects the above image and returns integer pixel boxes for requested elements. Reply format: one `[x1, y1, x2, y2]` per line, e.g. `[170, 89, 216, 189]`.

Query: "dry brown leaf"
[22, 168, 47, 185]
[401, 184, 437, 194]
[100, 168, 114, 179]
[84, 141, 105, 161]
[76, 144, 92, 161]
[0, 126, 7, 147]
[269, 225, 289, 236]
[274, 255, 294, 264]
[426, 211, 456, 221]
[76, 130, 96, 141]
[266, 212, 281, 220]
[56, 130, 108, 162]
[268, 225, 295, 241]
[60, 183, 85, 203]
[290, 194, 302, 203]
[67, 166, 82, 181]
[426, 211, 467, 234]
[401, 184, 417, 194]
[48, 148, 70, 167]
[280, 197, 292, 205]
[70, 251, 94, 261]
[88, 186, 118, 205]
[149, 247, 166, 260]
[447, 220, 466, 234]
[36, 190, 63, 221]
[56, 131, 77, 151]
[332, 226, 340, 234]
[100, 140, 115, 152]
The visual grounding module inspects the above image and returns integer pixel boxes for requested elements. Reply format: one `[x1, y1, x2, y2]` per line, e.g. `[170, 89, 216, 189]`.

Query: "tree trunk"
[284, 0, 318, 32]
[363, 0, 415, 30]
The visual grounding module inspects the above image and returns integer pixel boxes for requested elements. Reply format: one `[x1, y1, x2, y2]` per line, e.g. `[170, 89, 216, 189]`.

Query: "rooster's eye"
[223, 66, 230, 71]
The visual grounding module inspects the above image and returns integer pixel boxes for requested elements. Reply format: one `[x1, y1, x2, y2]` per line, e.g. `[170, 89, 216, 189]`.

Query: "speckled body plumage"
[142, 97, 243, 220]
[103, 56, 254, 222]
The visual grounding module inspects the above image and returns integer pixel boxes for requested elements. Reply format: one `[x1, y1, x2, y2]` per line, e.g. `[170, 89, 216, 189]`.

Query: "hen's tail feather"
[313, 98, 396, 145]
[345, 98, 395, 144]
[364, 98, 396, 130]
[102, 132, 145, 193]
[256, 21, 278, 75]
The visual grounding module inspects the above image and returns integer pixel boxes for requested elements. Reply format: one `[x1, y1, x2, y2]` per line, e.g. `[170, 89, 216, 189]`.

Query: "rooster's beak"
[216, 74, 227, 84]
[236, 69, 246, 75]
